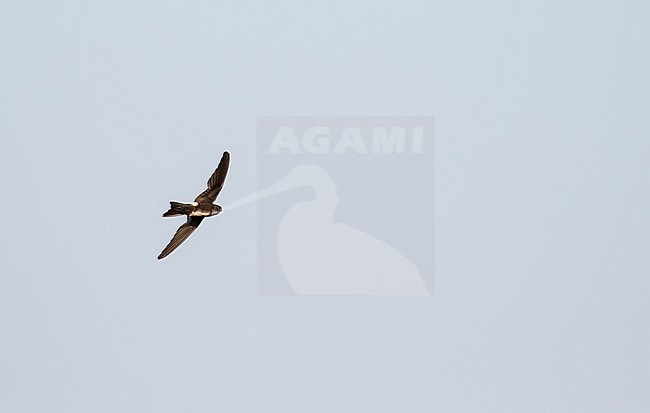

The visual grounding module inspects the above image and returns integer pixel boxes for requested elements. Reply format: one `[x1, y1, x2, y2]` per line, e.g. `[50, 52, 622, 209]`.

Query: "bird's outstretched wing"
[195, 151, 230, 203]
[157, 216, 204, 260]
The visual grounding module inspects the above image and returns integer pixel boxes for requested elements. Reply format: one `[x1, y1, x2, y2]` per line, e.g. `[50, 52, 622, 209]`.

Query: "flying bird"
[157, 151, 230, 260]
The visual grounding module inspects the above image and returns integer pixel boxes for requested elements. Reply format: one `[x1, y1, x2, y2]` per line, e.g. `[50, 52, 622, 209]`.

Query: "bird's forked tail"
[162, 201, 194, 217]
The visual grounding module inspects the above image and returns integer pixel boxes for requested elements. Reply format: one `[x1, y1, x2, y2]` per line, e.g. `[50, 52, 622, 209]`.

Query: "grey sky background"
[2, 1, 649, 411]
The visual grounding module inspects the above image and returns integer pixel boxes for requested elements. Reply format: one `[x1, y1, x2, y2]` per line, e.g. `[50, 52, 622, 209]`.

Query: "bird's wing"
[157, 216, 204, 260]
[195, 151, 230, 203]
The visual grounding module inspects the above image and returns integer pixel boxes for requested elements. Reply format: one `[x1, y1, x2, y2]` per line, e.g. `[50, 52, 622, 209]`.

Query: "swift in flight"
[157, 151, 230, 260]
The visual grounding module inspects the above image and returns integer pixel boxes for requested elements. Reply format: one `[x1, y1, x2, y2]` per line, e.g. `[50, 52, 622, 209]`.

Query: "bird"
[157, 151, 230, 260]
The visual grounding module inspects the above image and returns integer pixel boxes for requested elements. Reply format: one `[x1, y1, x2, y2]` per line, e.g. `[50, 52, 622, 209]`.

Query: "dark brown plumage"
[157, 151, 230, 260]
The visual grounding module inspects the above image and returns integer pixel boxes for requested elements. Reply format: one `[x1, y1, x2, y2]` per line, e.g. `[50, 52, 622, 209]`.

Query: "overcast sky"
[2, 1, 649, 412]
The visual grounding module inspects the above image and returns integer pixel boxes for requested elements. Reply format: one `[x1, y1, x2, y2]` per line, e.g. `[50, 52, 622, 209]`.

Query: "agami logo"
[247, 116, 435, 296]
[267, 126, 425, 154]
